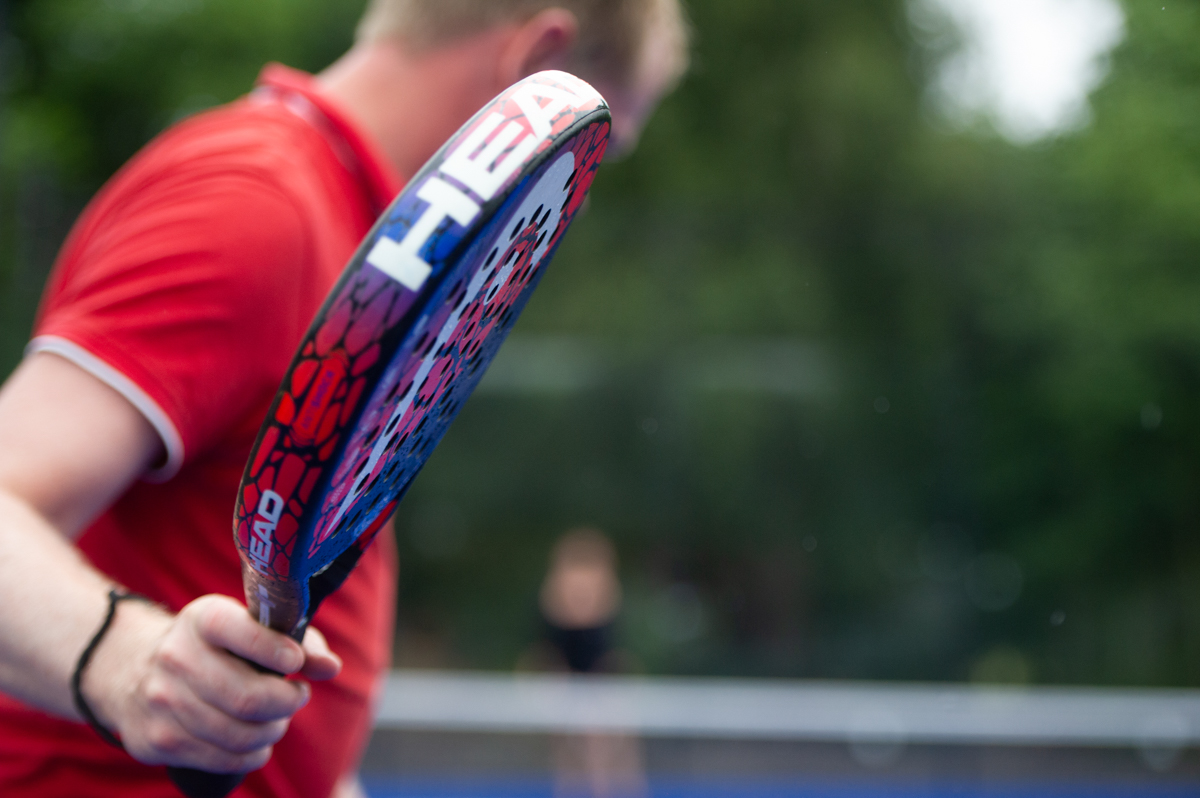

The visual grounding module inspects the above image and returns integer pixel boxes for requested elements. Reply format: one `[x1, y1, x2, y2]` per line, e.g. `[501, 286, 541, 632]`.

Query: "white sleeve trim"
[26, 336, 186, 483]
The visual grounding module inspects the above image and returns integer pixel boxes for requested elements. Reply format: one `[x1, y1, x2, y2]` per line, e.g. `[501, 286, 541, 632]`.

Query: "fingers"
[102, 594, 344, 773]
[170, 597, 311, 724]
[146, 675, 290, 755]
[156, 629, 311, 724]
[126, 699, 278, 774]
[299, 626, 342, 681]
[118, 596, 312, 771]
[188, 595, 305, 675]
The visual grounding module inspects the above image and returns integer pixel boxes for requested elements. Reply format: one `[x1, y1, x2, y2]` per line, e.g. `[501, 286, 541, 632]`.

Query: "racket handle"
[167, 767, 245, 798]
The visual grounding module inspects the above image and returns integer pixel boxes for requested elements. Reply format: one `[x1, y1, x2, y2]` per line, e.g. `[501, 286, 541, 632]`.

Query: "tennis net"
[360, 670, 1200, 797]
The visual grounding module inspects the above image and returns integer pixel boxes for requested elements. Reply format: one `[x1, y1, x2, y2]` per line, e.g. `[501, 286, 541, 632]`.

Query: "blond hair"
[357, 0, 689, 90]
[550, 527, 617, 569]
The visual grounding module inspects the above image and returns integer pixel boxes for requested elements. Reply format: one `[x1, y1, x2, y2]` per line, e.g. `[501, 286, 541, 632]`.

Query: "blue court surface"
[362, 777, 1200, 798]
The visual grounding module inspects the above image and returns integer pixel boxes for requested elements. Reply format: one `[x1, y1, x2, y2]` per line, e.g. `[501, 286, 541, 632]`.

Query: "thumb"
[299, 625, 342, 681]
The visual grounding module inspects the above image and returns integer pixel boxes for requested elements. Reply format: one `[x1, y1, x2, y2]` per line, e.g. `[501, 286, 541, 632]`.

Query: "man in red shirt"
[0, 1, 688, 796]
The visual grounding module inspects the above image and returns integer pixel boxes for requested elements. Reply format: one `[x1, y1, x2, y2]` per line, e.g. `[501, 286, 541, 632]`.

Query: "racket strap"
[72, 587, 153, 748]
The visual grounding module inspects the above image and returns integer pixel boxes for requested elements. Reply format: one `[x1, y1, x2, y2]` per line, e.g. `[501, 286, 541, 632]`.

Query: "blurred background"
[4, 0, 1200, 790]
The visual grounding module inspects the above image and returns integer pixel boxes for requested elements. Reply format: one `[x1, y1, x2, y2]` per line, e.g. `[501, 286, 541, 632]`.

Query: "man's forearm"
[0, 486, 330, 773]
[0, 488, 135, 718]
[0, 354, 335, 772]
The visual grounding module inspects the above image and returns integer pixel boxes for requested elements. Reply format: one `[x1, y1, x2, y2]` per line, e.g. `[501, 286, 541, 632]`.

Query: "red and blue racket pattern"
[231, 71, 610, 638]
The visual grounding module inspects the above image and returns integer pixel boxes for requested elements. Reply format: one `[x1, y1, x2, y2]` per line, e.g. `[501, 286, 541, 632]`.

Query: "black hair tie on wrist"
[72, 587, 151, 748]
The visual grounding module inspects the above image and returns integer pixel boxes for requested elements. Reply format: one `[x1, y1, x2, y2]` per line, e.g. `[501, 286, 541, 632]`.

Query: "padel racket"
[168, 70, 610, 798]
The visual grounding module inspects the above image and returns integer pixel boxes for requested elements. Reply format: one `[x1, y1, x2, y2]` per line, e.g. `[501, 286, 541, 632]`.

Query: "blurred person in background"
[525, 529, 647, 798]
[0, 2, 688, 797]
[538, 528, 626, 674]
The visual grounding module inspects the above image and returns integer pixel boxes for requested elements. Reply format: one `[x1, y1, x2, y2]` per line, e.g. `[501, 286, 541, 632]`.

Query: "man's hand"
[84, 594, 341, 774]
[0, 356, 342, 774]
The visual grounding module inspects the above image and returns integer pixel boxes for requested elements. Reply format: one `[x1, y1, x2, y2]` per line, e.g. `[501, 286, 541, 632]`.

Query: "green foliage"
[3, 0, 1199, 686]
[4, 0, 364, 180]
[0, 0, 365, 364]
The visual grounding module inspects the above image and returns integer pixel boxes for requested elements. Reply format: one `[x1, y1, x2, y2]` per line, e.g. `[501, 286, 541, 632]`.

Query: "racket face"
[233, 71, 610, 635]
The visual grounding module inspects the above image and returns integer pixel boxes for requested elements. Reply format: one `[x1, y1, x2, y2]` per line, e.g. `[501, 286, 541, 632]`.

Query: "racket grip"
[167, 767, 245, 798]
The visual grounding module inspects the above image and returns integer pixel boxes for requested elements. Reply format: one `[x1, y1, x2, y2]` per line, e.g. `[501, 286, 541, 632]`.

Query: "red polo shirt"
[0, 65, 401, 798]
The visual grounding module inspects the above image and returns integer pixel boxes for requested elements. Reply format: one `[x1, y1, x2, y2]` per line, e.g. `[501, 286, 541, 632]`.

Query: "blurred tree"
[0, 0, 366, 365]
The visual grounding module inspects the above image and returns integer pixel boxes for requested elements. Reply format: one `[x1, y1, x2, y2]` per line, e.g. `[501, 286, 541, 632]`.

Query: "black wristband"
[72, 588, 151, 748]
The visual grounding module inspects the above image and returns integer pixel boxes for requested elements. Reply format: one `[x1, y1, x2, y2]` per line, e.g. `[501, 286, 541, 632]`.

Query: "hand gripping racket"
[167, 70, 611, 798]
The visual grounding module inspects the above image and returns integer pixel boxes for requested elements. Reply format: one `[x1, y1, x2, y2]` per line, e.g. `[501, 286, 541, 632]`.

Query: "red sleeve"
[33, 169, 313, 479]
